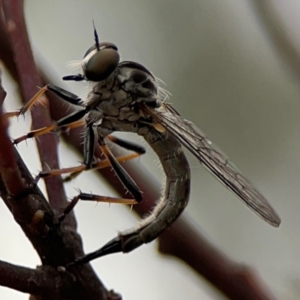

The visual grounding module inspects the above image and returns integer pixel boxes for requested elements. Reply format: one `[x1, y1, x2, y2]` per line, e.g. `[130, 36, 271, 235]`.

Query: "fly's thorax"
[86, 62, 159, 122]
[117, 62, 158, 98]
[85, 69, 119, 110]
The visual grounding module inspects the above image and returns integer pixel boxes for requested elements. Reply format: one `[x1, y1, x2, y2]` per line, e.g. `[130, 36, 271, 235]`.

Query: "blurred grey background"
[1, 0, 300, 299]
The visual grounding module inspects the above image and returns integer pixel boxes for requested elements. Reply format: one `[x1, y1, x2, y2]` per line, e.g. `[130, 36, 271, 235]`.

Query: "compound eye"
[85, 48, 120, 81]
[83, 42, 119, 82]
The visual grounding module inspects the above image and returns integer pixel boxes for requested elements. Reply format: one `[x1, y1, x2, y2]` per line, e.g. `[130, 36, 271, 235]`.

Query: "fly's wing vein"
[143, 103, 281, 227]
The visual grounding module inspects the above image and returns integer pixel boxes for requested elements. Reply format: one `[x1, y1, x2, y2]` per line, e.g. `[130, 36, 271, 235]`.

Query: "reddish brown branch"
[1, 0, 69, 217]
[0, 80, 25, 196]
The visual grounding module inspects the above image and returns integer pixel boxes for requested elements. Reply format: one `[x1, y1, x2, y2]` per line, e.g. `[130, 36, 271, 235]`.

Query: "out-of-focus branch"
[252, 0, 300, 81]
[2, 0, 68, 217]
[159, 219, 277, 300]
[0, 72, 24, 196]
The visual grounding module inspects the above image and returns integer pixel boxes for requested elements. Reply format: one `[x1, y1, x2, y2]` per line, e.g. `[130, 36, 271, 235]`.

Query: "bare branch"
[0, 75, 25, 197]
[0, 260, 73, 296]
[1, 0, 70, 219]
[0, 258, 121, 300]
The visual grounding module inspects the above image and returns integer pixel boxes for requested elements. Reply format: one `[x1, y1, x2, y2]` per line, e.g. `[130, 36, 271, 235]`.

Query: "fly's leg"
[63, 153, 142, 182]
[28, 85, 94, 179]
[8, 84, 88, 144]
[35, 115, 145, 202]
[46, 84, 84, 106]
[35, 123, 95, 183]
[56, 136, 144, 223]
[58, 192, 138, 223]
[13, 109, 88, 144]
[4, 84, 84, 119]
[4, 87, 49, 118]
[106, 135, 146, 154]
[38, 132, 146, 182]
[44, 151, 144, 181]
[15, 85, 144, 206]
[38, 128, 144, 223]
[63, 135, 146, 182]
[98, 136, 143, 202]
[34, 87, 144, 206]
[68, 237, 123, 266]
[65, 138, 146, 267]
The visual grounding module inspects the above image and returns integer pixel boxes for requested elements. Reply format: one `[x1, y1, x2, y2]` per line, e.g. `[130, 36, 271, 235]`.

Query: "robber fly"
[8, 26, 281, 265]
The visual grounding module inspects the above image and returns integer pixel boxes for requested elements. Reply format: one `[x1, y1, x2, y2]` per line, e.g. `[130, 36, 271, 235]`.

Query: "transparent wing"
[142, 103, 281, 227]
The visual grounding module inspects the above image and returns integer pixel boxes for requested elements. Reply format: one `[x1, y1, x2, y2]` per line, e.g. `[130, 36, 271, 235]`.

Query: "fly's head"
[63, 25, 120, 82]
[82, 42, 120, 82]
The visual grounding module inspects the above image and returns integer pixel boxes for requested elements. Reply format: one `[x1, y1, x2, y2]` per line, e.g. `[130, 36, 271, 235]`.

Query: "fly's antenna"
[93, 20, 100, 51]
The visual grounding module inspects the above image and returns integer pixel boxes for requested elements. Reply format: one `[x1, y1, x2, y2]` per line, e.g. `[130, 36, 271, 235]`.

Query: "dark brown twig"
[0, 260, 75, 296]
[0, 74, 24, 196]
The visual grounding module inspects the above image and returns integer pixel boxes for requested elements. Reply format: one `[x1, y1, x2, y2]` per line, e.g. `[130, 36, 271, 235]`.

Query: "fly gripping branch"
[6, 25, 281, 266]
